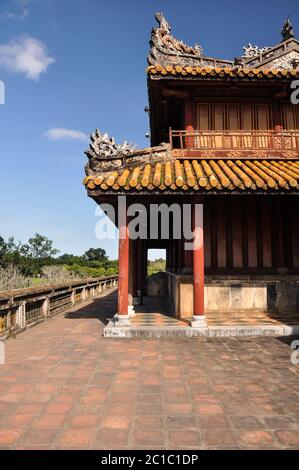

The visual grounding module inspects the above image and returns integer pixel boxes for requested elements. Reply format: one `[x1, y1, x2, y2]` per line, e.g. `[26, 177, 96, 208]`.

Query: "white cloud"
[0, 0, 32, 22]
[0, 35, 55, 80]
[45, 128, 89, 142]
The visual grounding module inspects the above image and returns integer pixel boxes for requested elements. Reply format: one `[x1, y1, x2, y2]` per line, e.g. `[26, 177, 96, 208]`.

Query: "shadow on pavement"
[64, 289, 117, 326]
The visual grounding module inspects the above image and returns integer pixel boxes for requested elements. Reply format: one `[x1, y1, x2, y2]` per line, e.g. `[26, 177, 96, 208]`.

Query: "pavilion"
[83, 14, 299, 337]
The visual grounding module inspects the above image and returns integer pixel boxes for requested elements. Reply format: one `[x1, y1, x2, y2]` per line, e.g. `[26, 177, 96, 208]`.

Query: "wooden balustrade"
[169, 129, 299, 158]
[0, 276, 118, 340]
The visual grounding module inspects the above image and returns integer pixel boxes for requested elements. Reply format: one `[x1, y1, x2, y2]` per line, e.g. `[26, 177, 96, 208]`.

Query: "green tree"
[83, 248, 108, 262]
[24, 234, 59, 259]
[19, 234, 59, 277]
[0, 236, 24, 268]
[57, 253, 84, 265]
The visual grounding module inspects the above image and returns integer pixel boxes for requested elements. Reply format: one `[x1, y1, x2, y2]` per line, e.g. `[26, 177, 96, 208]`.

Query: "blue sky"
[0, 0, 298, 260]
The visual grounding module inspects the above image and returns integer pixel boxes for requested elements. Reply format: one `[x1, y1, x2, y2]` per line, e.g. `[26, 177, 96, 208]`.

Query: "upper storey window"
[196, 103, 271, 131]
[196, 103, 299, 131]
[282, 105, 299, 130]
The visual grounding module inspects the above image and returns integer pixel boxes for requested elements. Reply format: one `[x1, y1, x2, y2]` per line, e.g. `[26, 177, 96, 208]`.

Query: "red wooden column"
[192, 203, 206, 327]
[272, 101, 283, 150]
[273, 101, 282, 131]
[117, 199, 129, 319]
[184, 98, 195, 149]
[128, 238, 136, 316]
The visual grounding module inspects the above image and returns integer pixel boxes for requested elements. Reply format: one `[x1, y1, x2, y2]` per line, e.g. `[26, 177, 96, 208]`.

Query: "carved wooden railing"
[169, 129, 299, 158]
[0, 275, 118, 340]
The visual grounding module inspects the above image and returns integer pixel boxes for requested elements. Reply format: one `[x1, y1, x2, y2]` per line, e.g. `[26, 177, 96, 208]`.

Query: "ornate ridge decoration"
[148, 12, 233, 69]
[269, 51, 299, 70]
[84, 130, 172, 175]
[85, 130, 136, 174]
[229, 19, 299, 70]
[153, 12, 203, 57]
[242, 43, 272, 59]
[148, 13, 299, 72]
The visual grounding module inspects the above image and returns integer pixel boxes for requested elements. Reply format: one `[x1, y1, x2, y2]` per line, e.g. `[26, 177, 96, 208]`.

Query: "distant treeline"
[0, 233, 117, 290]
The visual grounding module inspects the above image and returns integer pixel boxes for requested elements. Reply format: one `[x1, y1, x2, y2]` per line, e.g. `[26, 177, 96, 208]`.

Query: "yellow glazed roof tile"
[84, 159, 299, 193]
[147, 65, 299, 80]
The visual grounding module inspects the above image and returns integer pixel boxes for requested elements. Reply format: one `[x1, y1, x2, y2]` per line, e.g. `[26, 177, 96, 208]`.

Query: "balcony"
[169, 129, 299, 159]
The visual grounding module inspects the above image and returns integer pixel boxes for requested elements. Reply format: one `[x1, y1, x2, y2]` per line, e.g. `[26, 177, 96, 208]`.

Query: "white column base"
[128, 305, 135, 317]
[191, 315, 207, 328]
[114, 314, 131, 326]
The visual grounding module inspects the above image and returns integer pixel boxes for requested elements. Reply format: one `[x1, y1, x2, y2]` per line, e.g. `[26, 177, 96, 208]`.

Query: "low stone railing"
[0, 275, 118, 340]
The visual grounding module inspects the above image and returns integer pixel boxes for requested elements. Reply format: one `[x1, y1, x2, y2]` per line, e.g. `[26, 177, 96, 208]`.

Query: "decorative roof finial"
[85, 129, 135, 173]
[281, 17, 294, 41]
[151, 12, 203, 57]
[155, 12, 171, 34]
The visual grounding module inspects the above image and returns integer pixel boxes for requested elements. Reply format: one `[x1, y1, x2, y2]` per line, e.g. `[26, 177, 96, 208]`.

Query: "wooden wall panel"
[261, 199, 272, 268]
[284, 198, 293, 269]
[256, 201, 263, 268]
[271, 199, 285, 268]
[240, 104, 254, 130]
[227, 104, 239, 130]
[247, 199, 258, 268]
[291, 198, 299, 268]
[202, 196, 298, 274]
[282, 105, 298, 130]
[197, 103, 210, 130]
[210, 198, 218, 268]
[217, 199, 227, 268]
[226, 200, 233, 268]
[256, 104, 270, 130]
[196, 103, 273, 131]
[231, 197, 243, 268]
[213, 104, 225, 129]
[204, 201, 212, 268]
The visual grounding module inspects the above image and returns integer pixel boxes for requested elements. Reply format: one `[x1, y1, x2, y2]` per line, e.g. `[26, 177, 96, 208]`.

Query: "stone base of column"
[114, 314, 131, 326]
[191, 315, 207, 328]
[128, 305, 135, 317]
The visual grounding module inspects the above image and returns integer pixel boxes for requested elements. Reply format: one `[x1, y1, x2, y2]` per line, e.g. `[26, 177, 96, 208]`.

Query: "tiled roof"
[147, 65, 299, 80]
[84, 159, 299, 193]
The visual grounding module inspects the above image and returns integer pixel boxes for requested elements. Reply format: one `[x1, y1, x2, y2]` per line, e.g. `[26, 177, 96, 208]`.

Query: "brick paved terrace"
[0, 288, 299, 450]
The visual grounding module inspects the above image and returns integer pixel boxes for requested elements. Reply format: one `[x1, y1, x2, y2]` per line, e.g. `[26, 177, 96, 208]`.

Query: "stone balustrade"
[0, 276, 118, 340]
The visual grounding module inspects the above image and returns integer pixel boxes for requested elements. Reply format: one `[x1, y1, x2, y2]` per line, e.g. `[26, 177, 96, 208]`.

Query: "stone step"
[103, 321, 299, 338]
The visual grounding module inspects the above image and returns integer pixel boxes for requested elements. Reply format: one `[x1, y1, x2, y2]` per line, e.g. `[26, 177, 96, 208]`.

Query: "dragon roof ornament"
[153, 12, 203, 57]
[148, 13, 299, 72]
[84, 130, 171, 175]
[147, 12, 234, 69]
[85, 130, 135, 174]
[148, 12, 233, 68]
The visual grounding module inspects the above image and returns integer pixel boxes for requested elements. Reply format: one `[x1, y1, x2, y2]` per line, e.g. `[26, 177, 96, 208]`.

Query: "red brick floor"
[0, 288, 299, 450]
